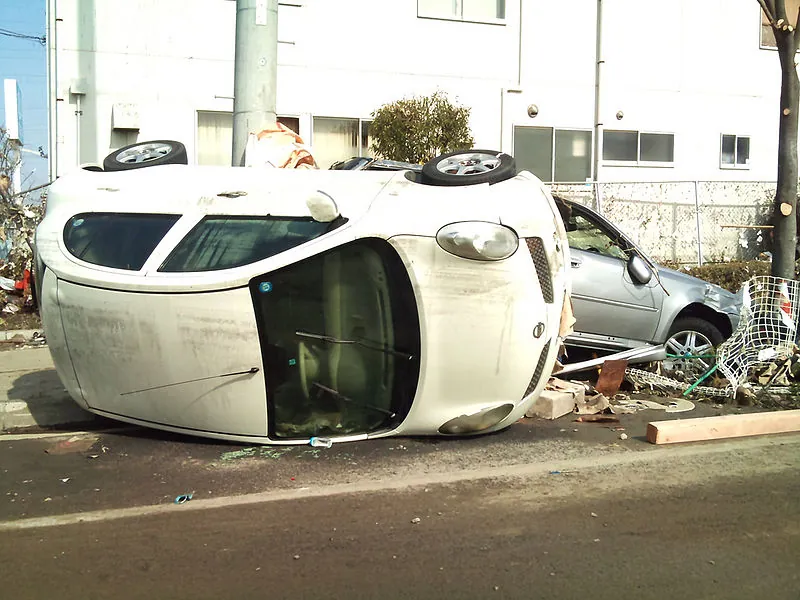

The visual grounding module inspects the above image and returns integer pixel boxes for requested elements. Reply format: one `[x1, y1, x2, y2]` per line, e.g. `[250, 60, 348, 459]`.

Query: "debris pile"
[0, 268, 40, 338]
[0, 146, 44, 332]
[525, 367, 697, 421]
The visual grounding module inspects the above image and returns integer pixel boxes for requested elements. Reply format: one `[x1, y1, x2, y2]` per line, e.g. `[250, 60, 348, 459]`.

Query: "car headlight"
[438, 403, 514, 435]
[436, 222, 519, 261]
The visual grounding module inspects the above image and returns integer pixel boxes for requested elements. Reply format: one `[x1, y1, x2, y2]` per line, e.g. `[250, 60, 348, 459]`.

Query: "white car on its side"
[34, 146, 570, 444]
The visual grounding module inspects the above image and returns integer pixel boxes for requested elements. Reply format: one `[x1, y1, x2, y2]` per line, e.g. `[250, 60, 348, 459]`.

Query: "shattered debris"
[575, 392, 610, 415]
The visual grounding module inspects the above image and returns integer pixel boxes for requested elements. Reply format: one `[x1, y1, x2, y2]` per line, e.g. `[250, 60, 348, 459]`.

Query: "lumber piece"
[647, 409, 800, 445]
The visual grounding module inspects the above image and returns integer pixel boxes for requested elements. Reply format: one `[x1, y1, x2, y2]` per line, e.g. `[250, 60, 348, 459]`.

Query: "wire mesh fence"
[716, 276, 800, 392]
[549, 180, 777, 265]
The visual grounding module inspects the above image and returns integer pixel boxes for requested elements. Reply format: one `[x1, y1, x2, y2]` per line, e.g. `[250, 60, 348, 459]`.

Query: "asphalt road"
[1, 421, 799, 599]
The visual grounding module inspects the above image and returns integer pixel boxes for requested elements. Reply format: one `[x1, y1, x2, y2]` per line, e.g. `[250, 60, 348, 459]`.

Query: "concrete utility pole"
[232, 0, 278, 166]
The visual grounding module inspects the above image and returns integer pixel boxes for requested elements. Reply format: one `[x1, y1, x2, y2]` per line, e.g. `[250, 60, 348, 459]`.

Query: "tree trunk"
[761, 0, 800, 279]
[773, 32, 800, 278]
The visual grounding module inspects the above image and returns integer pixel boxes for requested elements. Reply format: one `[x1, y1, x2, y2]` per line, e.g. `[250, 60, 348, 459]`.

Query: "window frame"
[417, 0, 506, 25]
[719, 133, 751, 170]
[311, 116, 373, 169]
[602, 130, 675, 168]
[512, 125, 593, 183]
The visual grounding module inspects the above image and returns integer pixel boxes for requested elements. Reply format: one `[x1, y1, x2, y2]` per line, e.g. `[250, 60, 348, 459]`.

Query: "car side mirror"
[306, 190, 340, 222]
[627, 254, 652, 284]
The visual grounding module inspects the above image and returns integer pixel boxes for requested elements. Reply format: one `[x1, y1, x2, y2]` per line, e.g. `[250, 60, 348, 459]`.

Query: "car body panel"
[386, 236, 557, 435]
[569, 249, 661, 341]
[56, 281, 269, 436]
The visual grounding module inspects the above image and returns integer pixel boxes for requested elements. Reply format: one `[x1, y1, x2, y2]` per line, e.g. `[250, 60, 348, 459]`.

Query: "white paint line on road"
[1, 433, 798, 532]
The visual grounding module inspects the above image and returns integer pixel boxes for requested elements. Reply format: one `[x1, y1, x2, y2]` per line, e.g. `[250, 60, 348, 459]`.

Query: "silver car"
[556, 196, 741, 373]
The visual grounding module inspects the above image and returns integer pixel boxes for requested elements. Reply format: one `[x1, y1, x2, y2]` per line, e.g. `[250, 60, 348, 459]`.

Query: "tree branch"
[758, 0, 777, 24]
[8, 180, 52, 199]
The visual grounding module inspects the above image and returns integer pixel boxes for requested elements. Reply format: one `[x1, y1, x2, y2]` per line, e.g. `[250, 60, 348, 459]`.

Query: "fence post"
[594, 181, 603, 213]
[693, 180, 704, 266]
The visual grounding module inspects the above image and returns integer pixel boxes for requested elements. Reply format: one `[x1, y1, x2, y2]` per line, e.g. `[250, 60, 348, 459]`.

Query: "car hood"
[656, 265, 741, 315]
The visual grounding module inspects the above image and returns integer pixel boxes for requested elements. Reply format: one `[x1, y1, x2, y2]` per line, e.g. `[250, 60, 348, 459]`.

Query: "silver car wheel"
[434, 152, 501, 176]
[663, 329, 715, 379]
[115, 142, 174, 165]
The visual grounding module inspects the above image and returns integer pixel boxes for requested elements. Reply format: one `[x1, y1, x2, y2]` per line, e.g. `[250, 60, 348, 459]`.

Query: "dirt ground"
[0, 309, 42, 331]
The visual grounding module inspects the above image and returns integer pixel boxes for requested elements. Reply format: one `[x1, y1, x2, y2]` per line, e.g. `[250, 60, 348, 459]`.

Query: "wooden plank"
[647, 409, 800, 444]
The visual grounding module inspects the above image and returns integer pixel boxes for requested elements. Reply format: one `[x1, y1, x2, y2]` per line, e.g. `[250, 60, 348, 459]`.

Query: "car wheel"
[662, 317, 724, 381]
[102, 140, 188, 171]
[421, 149, 516, 186]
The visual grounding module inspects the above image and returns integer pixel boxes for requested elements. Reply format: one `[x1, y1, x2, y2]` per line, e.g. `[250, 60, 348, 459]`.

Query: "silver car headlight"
[436, 221, 518, 261]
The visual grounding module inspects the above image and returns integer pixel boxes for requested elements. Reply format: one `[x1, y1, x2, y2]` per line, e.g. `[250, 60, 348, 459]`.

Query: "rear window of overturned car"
[63, 213, 180, 271]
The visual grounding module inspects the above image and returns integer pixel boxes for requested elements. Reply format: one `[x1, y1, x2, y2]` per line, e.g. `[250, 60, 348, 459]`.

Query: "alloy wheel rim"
[663, 329, 715, 380]
[435, 152, 500, 176]
[115, 142, 174, 164]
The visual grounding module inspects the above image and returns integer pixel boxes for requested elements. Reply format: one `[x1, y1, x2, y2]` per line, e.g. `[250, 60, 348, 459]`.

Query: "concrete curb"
[0, 346, 102, 433]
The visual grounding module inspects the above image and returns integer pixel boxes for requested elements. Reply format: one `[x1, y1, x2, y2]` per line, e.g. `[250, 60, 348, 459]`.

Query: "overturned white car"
[34, 148, 570, 444]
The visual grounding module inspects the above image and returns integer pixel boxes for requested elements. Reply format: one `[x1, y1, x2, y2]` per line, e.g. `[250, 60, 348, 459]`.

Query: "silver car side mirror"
[628, 254, 652, 285]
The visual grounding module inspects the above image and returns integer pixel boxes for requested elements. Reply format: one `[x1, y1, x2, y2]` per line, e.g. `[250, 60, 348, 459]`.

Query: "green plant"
[369, 91, 475, 164]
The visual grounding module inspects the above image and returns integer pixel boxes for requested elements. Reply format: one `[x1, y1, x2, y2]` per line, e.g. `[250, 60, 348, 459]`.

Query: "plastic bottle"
[309, 437, 333, 448]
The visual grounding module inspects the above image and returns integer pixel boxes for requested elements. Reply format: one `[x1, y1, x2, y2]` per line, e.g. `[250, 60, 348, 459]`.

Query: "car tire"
[102, 140, 188, 171]
[421, 149, 516, 186]
[663, 317, 724, 380]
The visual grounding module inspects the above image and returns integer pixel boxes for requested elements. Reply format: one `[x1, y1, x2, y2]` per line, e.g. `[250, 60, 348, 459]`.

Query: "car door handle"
[571, 258, 583, 268]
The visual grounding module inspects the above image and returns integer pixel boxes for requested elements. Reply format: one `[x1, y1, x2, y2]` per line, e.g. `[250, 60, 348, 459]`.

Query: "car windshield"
[250, 238, 421, 439]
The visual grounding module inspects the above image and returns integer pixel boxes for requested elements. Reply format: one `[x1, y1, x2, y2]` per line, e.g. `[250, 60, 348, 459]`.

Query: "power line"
[0, 28, 45, 45]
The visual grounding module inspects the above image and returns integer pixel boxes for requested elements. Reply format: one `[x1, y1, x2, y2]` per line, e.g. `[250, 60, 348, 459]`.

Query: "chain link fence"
[549, 181, 776, 265]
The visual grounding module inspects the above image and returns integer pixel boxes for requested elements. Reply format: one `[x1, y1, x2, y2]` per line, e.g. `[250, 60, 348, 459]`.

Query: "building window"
[514, 126, 592, 183]
[760, 0, 800, 48]
[603, 130, 674, 165]
[720, 134, 750, 169]
[418, 0, 505, 22]
[311, 117, 372, 170]
[196, 111, 301, 167]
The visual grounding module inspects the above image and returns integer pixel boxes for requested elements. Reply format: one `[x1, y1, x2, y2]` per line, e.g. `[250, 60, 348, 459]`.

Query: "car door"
[565, 204, 663, 343]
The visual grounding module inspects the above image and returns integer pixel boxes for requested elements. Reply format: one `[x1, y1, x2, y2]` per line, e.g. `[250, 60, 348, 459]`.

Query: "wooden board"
[647, 409, 800, 445]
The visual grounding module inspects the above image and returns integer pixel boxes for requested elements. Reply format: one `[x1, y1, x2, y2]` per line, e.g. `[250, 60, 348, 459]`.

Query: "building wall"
[48, 0, 789, 182]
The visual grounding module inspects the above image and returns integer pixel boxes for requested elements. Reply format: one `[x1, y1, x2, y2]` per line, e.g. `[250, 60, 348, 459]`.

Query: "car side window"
[566, 214, 629, 261]
[159, 216, 344, 272]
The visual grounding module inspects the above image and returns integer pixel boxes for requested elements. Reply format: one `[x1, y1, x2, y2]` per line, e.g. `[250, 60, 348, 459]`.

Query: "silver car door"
[567, 210, 663, 342]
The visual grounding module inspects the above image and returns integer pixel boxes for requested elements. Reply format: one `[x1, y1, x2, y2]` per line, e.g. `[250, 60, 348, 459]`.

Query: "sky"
[0, 0, 48, 189]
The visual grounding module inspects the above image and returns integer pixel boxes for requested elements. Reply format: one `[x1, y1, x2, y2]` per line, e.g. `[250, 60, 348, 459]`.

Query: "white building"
[46, 0, 792, 182]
